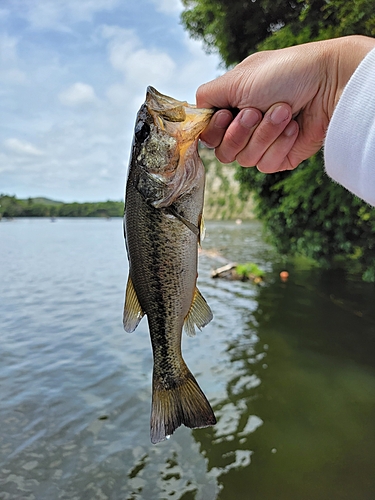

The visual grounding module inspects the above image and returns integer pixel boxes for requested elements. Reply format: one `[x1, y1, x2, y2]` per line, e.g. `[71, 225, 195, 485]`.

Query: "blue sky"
[0, 0, 222, 202]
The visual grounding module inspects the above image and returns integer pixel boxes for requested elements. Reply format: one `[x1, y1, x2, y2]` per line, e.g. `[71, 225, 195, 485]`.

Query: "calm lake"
[1, 218, 375, 499]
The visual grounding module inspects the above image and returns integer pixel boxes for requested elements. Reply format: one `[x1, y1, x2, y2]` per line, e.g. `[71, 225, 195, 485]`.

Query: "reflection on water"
[0, 219, 374, 499]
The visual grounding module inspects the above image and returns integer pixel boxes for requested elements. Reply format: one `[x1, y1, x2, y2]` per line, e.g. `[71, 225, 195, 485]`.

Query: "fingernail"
[214, 111, 232, 129]
[200, 140, 213, 149]
[240, 108, 260, 129]
[284, 120, 298, 137]
[270, 105, 289, 125]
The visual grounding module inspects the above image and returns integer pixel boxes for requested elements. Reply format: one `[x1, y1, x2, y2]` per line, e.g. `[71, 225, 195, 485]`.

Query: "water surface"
[1, 218, 374, 499]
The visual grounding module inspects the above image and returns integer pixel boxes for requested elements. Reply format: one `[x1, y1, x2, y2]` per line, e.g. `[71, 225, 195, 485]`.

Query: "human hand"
[197, 35, 375, 172]
[200, 103, 298, 172]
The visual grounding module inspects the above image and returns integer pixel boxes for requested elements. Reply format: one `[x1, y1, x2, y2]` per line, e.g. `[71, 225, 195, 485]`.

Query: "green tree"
[0, 195, 124, 218]
[181, 0, 375, 280]
[0, 195, 24, 217]
[181, 0, 330, 66]
[182, 0, 375, 65]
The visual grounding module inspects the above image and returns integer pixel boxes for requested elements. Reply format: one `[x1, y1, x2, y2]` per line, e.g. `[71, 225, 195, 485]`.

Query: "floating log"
[211, 262, 264, 284]
[211, 262, 237, 279]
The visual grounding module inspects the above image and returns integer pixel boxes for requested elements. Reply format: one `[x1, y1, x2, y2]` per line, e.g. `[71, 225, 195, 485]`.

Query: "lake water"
[1, 218, 375, 500]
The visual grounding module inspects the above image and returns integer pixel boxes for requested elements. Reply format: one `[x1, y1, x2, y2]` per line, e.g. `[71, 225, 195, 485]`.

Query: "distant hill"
[0, 195, 123, 218]
[1, 152, 254, 220]
[20, 197, 64, 205]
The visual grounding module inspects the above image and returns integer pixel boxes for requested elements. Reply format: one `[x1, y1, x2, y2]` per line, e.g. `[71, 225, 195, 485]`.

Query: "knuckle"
[253, 130, 274, 151]
[216, 148, 235, 164]
[257, 155, 282, 173]
[236, 149, 258, 167]
[225, 128, 245, 150]
[201, 130, 224, 149]
[257, 164, 276, 174]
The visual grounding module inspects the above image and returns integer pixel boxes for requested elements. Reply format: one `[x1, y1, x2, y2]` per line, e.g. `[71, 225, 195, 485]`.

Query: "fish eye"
[135, 121, 150, 143]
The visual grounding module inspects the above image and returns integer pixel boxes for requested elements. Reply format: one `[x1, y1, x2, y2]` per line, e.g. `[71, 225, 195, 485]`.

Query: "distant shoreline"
[0, 216, 123, 221]
[0, 195, 124, 219]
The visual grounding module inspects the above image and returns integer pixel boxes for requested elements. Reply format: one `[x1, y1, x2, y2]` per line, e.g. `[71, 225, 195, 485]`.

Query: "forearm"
[324, 45, 375, 206]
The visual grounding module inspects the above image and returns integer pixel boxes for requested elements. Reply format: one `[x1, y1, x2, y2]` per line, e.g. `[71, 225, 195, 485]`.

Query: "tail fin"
[150, 367, 216, 444]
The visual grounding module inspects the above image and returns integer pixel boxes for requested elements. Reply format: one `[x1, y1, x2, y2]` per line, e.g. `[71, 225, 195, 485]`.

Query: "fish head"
[145, 86, 214, 142]
[133, 94, 178, 176]
[147, 85, 213, 141]
[131, 87, 214, 208]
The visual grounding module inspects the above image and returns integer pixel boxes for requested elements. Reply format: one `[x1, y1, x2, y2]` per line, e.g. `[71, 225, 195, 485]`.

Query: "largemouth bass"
[123, 86, 216, 444]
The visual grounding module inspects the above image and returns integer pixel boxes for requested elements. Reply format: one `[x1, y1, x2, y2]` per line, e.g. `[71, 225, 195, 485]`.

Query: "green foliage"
[182, 0, 375, 67]
[0, 195, 124, 218]
[181, 0, 375, 280]
[258, 0, 375, 51]
[181, 0, 305, 66]
[235, 262, 265, 279]
[321, 0, 375, 38]
[236, 155, 375, 281]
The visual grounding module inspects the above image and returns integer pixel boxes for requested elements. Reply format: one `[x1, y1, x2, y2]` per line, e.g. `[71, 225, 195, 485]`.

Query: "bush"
[236, 154, 375, 281]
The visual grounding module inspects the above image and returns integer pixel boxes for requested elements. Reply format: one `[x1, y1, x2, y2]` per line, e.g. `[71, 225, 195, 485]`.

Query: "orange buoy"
[280, 271, 289, 282]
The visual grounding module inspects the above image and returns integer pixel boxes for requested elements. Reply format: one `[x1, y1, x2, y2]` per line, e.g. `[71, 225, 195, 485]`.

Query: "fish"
[123, 86, 216, 444]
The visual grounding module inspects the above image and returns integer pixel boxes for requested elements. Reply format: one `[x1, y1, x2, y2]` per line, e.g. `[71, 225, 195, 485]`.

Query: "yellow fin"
[183, 287, 213, 337]
[199, 214, 205, 245]
[151, 365, 216, 444]
[123, 275, 144, 332]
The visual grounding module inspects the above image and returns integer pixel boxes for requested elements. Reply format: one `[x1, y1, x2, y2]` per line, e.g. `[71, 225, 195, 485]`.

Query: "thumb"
[288, 130, 325, 167]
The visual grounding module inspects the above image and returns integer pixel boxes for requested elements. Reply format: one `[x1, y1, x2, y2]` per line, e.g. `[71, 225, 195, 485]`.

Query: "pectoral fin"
[183, 287, 213, 337]
[123, 276, 144, 332]
[166, 205, 200, 237]
[198, 214, 205, 246]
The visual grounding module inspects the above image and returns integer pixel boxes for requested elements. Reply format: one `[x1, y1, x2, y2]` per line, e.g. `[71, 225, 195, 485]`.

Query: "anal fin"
[123, 275, 144, 332]
[183, 287, 213, 337]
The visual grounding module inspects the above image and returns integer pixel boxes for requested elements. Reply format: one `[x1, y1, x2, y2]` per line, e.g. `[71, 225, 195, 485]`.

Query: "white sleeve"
[324, 47, 375, 206]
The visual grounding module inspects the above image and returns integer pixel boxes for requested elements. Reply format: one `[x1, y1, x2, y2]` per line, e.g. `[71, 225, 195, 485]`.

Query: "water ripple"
[1, 219, 375, 499]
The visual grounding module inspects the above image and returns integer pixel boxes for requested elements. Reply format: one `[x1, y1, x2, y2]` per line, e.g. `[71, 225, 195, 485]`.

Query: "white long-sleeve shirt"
[324, 47, 375, 206]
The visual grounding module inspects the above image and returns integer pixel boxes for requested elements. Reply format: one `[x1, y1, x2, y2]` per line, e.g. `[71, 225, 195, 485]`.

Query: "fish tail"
[150, 364, 216, 444]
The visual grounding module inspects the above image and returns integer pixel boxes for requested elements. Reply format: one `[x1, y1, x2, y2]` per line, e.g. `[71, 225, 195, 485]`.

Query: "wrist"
[326, 36, 375, 117]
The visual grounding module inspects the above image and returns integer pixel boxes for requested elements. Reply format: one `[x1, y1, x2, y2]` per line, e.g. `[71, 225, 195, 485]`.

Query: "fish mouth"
[146, 86, 214, 140]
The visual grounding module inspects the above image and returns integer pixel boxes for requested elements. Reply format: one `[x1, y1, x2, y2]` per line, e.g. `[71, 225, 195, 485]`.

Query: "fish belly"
[124, 181, 215, 443]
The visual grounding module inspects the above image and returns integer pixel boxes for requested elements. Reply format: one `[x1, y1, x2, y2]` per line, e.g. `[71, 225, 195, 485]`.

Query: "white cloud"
[151, 0, 183, 15]
[99, 24, 179, 120]
[103, 29, 139, 73]
[126, 48, 176, 87]
[174, 34, 223, 99]
[102, 26, 176, 90]
[4, 138, 45, 156]
[101, 24, 221, 105]
[58, 83, 97, 106]
[1, 1, 222, 201]
[18, 0, 121, 30]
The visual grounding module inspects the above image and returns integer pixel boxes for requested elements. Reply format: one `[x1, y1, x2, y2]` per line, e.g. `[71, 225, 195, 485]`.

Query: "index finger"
[196, 75, 236, 109]
[200, 109, 233, 148]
